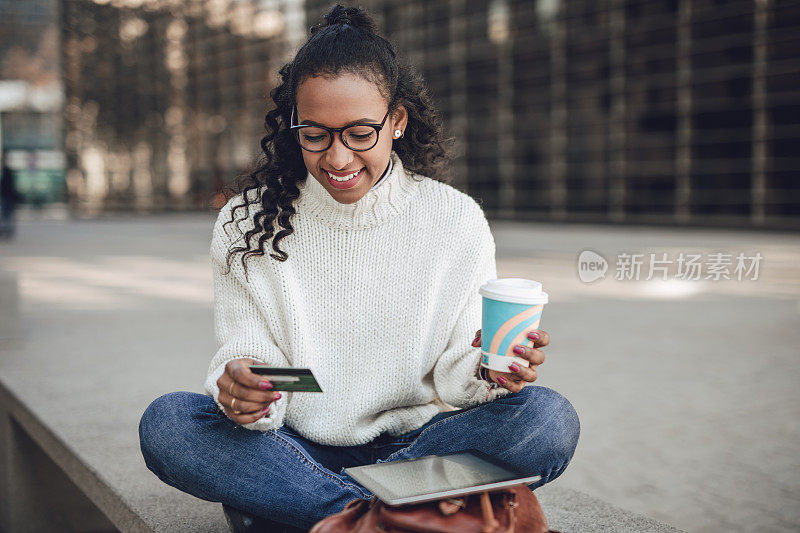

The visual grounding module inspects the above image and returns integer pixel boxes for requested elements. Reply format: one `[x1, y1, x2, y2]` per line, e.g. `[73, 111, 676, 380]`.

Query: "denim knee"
[526, 386, 579, 460]
[138, 391, 197, 479]
[503, 386, 580, 483]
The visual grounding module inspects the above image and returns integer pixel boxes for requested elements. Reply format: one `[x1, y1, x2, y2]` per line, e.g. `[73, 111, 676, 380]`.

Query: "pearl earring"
[394, 129, 402, 138]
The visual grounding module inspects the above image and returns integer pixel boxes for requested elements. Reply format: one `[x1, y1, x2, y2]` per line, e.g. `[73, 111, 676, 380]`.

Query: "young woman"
[139, 5, 579, 532]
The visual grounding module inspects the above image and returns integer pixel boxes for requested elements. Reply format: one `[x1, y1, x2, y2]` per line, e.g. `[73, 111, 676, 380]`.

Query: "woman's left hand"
[471, 329, 549, 393]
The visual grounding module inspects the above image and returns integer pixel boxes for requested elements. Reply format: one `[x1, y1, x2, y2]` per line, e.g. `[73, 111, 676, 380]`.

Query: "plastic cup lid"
[479, 278, 549, 305]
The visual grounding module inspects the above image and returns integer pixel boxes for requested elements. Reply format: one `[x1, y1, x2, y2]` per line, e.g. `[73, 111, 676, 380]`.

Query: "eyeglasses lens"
[297, 126, 378, 152]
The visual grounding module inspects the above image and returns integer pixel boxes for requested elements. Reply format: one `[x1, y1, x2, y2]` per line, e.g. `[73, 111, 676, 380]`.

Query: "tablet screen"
[344, 450, 539, 505]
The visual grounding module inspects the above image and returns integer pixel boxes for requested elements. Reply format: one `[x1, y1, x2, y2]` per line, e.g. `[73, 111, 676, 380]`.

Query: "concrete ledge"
[0, 381, 152, 532]
[0, 377, 229, 532]
[537, 484, 682, 532]
[0, 370, 680, 532]
[0, 225, 682, 533]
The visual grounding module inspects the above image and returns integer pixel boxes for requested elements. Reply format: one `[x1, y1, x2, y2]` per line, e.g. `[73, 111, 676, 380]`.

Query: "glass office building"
[61, 0, 800, 228]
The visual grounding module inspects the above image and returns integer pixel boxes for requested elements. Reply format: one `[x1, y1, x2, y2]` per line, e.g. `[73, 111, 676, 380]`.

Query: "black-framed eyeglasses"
[289, 106, 390, 152]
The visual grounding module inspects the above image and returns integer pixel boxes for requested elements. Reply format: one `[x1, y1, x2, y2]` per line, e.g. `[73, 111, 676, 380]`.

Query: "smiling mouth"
[324, 168, 366, 189]
[324, 168, 364, 182]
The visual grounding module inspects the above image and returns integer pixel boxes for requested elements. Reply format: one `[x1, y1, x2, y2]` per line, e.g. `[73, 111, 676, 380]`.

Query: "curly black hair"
[221, 4, 452, 279]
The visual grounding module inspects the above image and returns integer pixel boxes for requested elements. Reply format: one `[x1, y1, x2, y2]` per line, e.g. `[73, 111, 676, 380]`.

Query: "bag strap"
[438, 497, 466, 516]
[479, 491, 501, 533]
[435, 489, 519, 532]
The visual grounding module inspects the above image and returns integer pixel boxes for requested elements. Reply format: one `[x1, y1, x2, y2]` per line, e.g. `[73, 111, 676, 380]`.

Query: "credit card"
[248, 366, 323, 392]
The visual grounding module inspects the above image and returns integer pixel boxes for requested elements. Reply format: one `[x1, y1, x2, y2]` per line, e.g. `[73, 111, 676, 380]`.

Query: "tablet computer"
[343, 450, 541, 506]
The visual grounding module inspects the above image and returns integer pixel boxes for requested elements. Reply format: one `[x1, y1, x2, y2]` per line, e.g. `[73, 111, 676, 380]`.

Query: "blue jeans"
[139, 386, 579, 530]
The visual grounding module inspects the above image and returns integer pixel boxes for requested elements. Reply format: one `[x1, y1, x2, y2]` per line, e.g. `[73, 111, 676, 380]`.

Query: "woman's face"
[294, 73, 407, 204]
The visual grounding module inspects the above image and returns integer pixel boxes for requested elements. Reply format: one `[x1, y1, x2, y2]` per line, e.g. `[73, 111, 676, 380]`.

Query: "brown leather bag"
[309, 484, 557, 533]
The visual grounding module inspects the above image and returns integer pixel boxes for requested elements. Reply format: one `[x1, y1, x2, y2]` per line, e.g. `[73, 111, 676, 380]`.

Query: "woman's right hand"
[216, 357, 282, 425]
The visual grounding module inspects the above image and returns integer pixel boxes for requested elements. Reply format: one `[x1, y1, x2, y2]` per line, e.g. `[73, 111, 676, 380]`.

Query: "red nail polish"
[509, 364, 520, 372]
[273, 392, 282, 400]
[513, 346, 525, 355]
[498, 376, 507, 385]
[528, 331, 539, 340]
[259, 381, 273, 390]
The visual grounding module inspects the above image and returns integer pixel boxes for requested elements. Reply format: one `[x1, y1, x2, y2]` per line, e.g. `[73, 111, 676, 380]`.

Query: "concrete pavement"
[1, 209, 798, 532]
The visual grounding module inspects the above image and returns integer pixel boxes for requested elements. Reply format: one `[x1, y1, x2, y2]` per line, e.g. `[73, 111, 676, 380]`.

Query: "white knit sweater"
[204, 151, 511, 446]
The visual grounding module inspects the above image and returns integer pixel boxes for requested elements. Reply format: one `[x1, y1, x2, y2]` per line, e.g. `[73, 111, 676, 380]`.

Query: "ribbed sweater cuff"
[205, 359, 289, 432]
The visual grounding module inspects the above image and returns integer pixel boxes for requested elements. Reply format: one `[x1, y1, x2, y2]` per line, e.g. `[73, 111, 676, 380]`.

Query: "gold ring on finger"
[231, 397, 241, 414]
[228, 381, 236, 396]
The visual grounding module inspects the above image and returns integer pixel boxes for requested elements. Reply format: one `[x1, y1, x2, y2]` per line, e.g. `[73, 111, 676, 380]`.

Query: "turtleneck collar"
[296, 151, 421, 230]
[369, 154, 392, 191]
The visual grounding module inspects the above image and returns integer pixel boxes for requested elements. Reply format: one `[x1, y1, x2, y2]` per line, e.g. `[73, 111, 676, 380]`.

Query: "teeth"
[326, 169, 361, 182]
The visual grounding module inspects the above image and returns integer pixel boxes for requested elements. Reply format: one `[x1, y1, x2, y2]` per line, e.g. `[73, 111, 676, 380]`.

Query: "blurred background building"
[57, 0, 305, 213]
[333, 0, 800, 229]
[2, 0, 797, 228]
[0, 0, 66, 207]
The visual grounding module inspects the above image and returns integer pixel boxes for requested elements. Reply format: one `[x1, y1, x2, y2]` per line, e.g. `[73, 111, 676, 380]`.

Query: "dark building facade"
[61, 0, 800, 228]
[306, 0, 800, 229]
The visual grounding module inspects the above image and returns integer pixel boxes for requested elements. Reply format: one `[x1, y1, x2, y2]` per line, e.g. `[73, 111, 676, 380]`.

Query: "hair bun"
[321, 4, 377, 33]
